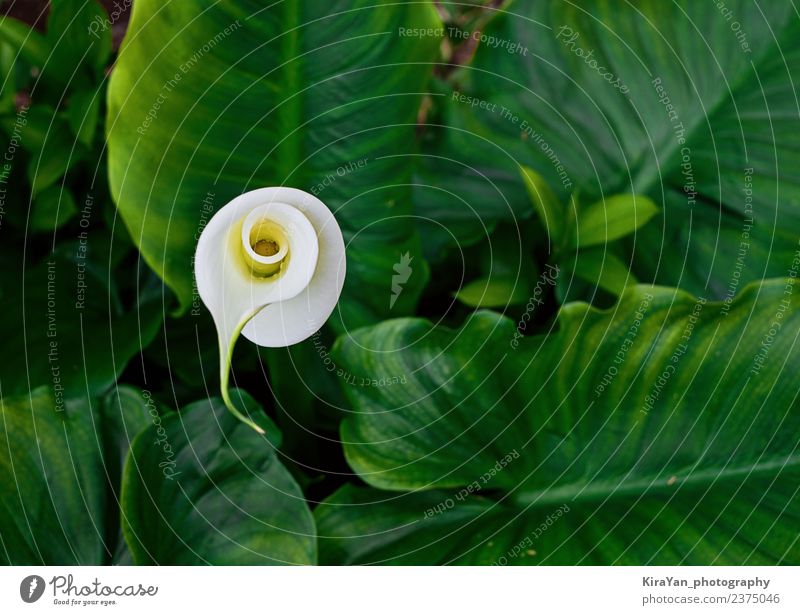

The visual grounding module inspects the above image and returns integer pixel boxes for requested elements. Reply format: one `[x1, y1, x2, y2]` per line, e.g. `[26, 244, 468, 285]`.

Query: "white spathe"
[195, 187, 346, 433]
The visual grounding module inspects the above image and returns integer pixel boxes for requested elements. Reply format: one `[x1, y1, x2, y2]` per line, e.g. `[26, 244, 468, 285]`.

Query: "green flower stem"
[219, 307, 266, 435]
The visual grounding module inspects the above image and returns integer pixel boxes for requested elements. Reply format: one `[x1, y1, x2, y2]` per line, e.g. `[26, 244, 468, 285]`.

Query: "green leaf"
[142, 309, 224, 393]
[520, 165, 562, 244]
[107, 1, 441, 326]
[29, 184, 77, 231]
[562, 248, 636, 297]
[101, 385, 156, 484]
[412, 153, 502, 263]
[22, 109, 85, 195]
[0, 387, 110, 564]
[0, 15, 50, 68]
[454, 224, 536, 308]
[451, 0, 800, 298]
[0, 386, 164, 565]
[321, 281, 800, 564]
[99, 386, 157, 565]
[568, 194, 658, 248]
[28, 145, 79, 195]
[67, 86, 102, 147]
[1, 106, 51, 152]
[455, 276, 528, 308]
[0, 43, 25, 112]
[121, 391, 317, 564]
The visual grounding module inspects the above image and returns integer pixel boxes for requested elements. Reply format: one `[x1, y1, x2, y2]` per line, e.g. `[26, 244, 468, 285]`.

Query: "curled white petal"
[195, 187, 346, 432]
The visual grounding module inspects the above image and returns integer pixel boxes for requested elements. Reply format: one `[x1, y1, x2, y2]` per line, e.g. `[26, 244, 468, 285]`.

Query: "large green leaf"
[455, 276, 528, 308]
[442, 0, 800, 297]
[0, 387, 110, 564]
[68, 85, 103, 147]
[316, 281, 800, 564]
[121, 390, 316, 564]
[20, 106, 86, 195]
[0, 385, 173, 565]
[107, 0, 441, 326]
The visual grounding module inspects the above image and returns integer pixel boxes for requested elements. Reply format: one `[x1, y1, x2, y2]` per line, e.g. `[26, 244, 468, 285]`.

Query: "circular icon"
[20, 575, 45, 603]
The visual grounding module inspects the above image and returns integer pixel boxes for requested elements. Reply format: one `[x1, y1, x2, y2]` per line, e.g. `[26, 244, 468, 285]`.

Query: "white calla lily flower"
[195, 187, 346, 433]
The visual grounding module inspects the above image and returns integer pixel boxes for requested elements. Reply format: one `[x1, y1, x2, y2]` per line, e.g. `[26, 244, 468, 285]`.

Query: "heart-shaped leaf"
[317, 281, 800, 564]
[121, 390, 316, 564]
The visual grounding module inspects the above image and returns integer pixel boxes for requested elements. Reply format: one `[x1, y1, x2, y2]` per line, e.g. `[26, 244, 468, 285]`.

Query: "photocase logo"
[20, 575, 45, 603]
[390, 252, 413, 309]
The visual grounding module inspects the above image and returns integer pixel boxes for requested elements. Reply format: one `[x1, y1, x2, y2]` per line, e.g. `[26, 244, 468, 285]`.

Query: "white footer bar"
[0, 566, 796, 614]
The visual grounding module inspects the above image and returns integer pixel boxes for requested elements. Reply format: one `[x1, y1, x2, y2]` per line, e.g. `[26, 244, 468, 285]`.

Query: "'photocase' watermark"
[144, 390, 181, 480]
[511, 264, 560, 348]
[712, 0, 752, 53]
[87, 0, 131, 38]
[652, 76, 696, 208]
[720, 167, 754, 316]
[397, 25, 528, 55]
[556, 26, 629, 94]
[641, 296, 706, 414]
[750, 241, 800, 376]
[595, 292, 653, 397]
[74, 193, 94, 310]
[191, 190, 216, 316]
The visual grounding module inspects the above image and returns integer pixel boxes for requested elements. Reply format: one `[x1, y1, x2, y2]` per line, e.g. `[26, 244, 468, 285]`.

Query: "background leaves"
[437, 0, 800, 299]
